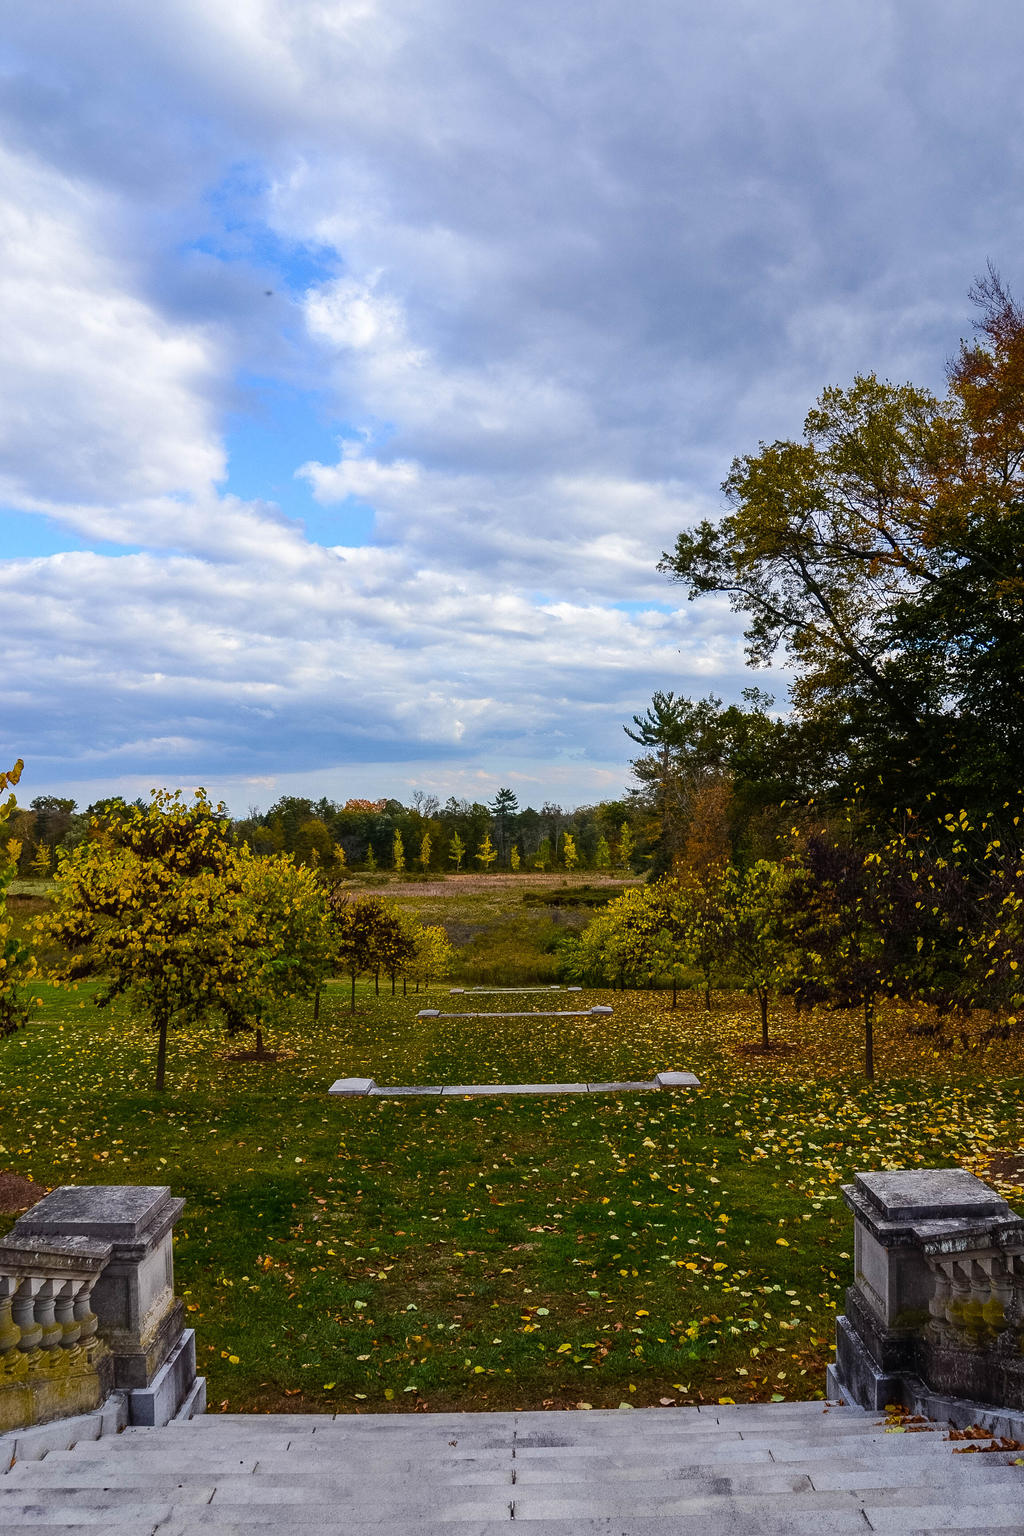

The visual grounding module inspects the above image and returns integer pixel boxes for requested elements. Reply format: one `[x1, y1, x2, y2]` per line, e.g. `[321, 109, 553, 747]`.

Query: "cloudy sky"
[1, 1, 1021, 814]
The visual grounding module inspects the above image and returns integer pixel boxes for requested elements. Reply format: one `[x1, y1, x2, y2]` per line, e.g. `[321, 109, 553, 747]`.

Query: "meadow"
[2, 966, 1022, 1416]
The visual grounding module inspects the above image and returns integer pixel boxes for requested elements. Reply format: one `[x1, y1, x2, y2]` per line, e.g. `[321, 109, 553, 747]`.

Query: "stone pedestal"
[831, 1168, 1024, 1413]
[12, 1186, 198, 1425]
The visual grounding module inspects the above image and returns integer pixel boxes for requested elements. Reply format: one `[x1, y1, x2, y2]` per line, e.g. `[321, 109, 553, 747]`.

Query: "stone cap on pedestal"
[844, 1168, 1022, 1249]
[14, 1186, 184, 1259]
[854, 1169, 1008, 1223]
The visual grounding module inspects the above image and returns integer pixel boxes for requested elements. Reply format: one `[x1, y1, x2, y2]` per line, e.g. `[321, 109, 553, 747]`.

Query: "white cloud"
[3, 0, 1023, 802]
[0, 145, 225, 513]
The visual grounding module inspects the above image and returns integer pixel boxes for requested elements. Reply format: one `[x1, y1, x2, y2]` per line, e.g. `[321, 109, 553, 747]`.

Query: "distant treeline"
[9, 789, 641, 876]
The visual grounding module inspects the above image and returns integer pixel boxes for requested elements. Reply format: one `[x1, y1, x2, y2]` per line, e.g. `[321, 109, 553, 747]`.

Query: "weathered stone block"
[328, 1077, 376, 1096]
[128, 1328, 198, 1427]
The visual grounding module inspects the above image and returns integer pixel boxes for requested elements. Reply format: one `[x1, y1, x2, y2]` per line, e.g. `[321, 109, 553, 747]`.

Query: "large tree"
[660, 270, 1024, 817]
[39, 789, 236, 1089]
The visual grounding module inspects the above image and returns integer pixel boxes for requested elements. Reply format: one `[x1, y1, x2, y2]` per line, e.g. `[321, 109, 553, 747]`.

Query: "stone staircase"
[3, 1400, 1024, 1534]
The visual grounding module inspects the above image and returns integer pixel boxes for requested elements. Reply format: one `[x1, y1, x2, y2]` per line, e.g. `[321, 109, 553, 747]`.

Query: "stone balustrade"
[0, 1234, 113, 1433]
[0, 1186, 204, 1438]
[829, 1167, 1024, 1427]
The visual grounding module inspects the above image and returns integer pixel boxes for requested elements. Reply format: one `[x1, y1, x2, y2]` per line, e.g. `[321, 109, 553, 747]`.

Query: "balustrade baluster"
[984, 1256, 1010, 1334]
[73, 1276, 100, 1344]
[34, 1278, 63, 1352]
[54, 1278, 81, 1348]
[963, 1258, 989, 1343]
[0, 1274, 21, 1356]
[12, 1277, 43, 1353]
[929, 1258, 951, 1340]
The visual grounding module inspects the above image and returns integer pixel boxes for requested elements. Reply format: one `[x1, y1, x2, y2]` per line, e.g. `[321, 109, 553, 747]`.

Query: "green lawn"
[1, 980, 1021, 1414]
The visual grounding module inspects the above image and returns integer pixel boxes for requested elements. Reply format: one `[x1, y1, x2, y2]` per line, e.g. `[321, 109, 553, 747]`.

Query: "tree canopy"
[660, 269, 1024, 818]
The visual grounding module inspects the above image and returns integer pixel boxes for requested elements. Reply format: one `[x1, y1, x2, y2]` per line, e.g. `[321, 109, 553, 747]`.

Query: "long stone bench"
[329, 1071, 700, 1097]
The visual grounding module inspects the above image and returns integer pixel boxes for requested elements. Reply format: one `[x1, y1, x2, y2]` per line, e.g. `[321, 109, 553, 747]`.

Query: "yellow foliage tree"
[216, 849, 331, 1053]
[0, 759, 39, 1038]
[412, 923, 456, 989]
[38, 789, 238, 1089]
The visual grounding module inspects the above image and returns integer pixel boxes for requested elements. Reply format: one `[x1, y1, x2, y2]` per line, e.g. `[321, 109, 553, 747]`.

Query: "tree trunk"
[403, 976, 407, 996]
[374, 967, 380, 997]
[255, 1025, 264, 1056]
[391, 971, 396, 996]
[704, 978, 711, 1011]
[155, 1013, 169, 1091]
[671, 978, 678, 1009]
[759, 989, 769, 1050]
[865, 997, 875, 1080]
[314, 985, 321, 1022]
[350, 972, 356, 1014]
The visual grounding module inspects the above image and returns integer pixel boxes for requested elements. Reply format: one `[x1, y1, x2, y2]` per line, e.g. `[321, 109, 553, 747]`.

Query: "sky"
[2, 1, 1023, 816]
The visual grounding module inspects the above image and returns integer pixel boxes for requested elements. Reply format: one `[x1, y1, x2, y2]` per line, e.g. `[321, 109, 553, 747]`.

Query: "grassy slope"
[2, 978, 1022, 1415]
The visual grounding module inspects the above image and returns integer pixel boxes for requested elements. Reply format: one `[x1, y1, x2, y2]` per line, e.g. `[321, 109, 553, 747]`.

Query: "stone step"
[1, 1518, 1019, 1536]
[149, 1402, 865, 1432]
[33, 1427, 964, 1472]
[0, 1488, 995, 1531]
[153, 1516, 1024, 1536]
[12, 1458, 1022, 1499]
[40, 1401, 864, 1442]
[29, 1430, 970, 1474]
[5, 1468, 1018, 1513]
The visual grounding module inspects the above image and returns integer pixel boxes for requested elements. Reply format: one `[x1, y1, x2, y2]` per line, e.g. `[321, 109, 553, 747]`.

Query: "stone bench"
[416, 1006, 613, 1019]
[329, 1070, 701, 1097]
